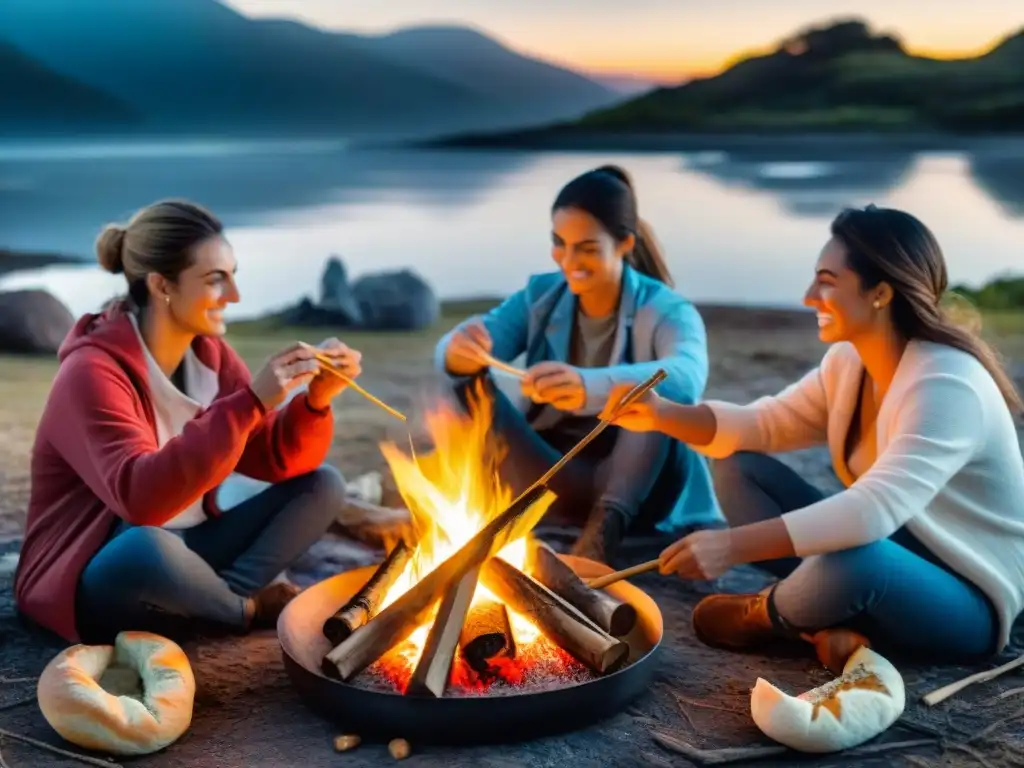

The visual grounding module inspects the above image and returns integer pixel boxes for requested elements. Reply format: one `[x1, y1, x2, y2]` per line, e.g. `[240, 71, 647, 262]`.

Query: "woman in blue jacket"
[434, 165, 724, 563]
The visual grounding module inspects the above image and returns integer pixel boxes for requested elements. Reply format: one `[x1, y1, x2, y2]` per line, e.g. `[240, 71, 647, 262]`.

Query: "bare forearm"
[654, 401, 718, 446]
[727, 517, 796, 566]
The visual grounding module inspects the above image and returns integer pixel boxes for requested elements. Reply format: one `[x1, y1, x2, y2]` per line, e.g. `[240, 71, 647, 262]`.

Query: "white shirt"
[129, 316, 268, 528]
[697, 340, 1024, 650]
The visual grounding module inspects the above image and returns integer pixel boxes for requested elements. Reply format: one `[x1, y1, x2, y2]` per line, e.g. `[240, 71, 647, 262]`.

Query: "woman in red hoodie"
[16, 199, 367, 644]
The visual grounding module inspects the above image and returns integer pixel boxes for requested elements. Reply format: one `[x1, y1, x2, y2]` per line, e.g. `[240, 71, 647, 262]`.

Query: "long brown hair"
[552, 165, 674, 287]
[831, 205, 1022, 415]
[96, 199, 223, 308]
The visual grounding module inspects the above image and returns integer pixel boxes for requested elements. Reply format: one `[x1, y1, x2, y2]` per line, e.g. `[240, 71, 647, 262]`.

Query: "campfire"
[317, 381, 644, 698]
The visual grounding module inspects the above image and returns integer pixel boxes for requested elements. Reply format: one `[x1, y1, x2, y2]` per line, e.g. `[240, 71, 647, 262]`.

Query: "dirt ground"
[1, 303, 1023, 767]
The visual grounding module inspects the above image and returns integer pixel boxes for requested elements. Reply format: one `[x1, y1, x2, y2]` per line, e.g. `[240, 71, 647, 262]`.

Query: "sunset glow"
[226, 0, 1022, 83]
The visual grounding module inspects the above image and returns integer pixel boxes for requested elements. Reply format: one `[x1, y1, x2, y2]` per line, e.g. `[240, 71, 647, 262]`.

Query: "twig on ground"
[0, 728, 121, 768]
[672, 693, 747, 717]
[902, 756, 933, 768]
[0, 696, 34, 713]
[0, 679, 34, 686]
[0, 739, 11, 768]
[967, 705, 1024, 745]
[994, 686, 1024, 701]
[651, 730, 934, 766]
[896, 717, 945, 739]
[946, 742, 999, 768]
[672, 698, 698, 733]
[922, 653, 1024, 706]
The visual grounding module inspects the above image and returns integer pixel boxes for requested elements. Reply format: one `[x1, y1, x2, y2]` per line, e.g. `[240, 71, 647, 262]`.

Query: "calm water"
[1, 138, 1022, 320]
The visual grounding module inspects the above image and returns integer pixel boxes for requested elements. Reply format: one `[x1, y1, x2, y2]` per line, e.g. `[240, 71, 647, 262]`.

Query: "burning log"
[322, 541, 413, 646]
[459, 598, 514, 672]
[481, 558, 629, 675]
[527, 540, 637, 637]
[321, 484, 553, 682]
[405, 567, 482, 698]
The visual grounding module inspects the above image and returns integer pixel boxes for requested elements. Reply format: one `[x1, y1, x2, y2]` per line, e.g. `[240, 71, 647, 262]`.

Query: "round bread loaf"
[37, 631, 195, 755]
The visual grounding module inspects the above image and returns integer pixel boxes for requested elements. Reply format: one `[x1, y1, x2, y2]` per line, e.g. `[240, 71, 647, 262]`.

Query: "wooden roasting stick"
[510, 369, 669, 514]
[528, 540, 638, 636]
[322, 540, 413, 646]
[321, 483, 553, 681]
[480, 351, 526, 379]
[482, 557, 629, 674]
[459, 598, 515, 671]
[299, 342, 407, 421]
[585, 559, 661, 590]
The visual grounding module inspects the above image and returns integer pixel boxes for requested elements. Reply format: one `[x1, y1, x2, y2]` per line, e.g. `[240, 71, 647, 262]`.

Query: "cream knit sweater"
[698, 340, 1024, 650]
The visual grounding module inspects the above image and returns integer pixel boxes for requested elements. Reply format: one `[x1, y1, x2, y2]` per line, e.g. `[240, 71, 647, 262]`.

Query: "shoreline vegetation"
[413, 19, 1024, 151]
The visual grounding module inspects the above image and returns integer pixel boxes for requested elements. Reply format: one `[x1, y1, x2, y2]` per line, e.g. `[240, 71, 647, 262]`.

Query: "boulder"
[351, 268, 439, 331]
[0, 289, 74, 354]
[318, 256, 364, 325]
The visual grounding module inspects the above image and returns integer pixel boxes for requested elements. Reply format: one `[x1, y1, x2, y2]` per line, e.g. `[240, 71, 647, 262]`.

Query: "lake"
[0, 138, 1022, 321]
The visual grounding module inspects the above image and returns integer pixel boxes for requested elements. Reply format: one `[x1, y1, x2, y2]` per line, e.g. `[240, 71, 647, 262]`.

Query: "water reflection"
[0, 142, 1021, 321]
[681, 148, 916, 218]
[969, 150, 1024, 218]
[0, 142, 530, 258]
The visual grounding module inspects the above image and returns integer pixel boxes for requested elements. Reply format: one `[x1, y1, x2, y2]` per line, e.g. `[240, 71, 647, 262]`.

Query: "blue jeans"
[75, 466, 345, 643]
[452, 375, 711, 532]
[714, 452, 999, 660]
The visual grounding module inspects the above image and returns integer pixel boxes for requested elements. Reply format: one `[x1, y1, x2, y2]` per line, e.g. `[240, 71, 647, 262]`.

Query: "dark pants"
[714, 452, 999, 660]
[76, 466, 345, 643]
[453, 376, 687, 531]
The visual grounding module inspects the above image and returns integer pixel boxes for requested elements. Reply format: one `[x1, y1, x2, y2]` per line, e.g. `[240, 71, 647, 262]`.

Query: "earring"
[873, 300, 881, 309]
[165, 295, 171, 306]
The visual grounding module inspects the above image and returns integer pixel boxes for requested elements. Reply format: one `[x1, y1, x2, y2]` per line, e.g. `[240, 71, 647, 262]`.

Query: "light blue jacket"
[435, 264, 722, 533]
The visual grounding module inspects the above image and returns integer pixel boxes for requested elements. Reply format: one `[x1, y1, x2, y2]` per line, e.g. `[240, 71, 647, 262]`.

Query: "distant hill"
[347, 26, 619, 125]
[0, 0, 619, 137]
[0, 41, 136, 135]
[428, 19, 1024, 145]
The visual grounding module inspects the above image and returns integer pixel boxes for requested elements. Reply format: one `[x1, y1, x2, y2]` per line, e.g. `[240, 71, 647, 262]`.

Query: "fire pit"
[277, 380, 665, 744]
[279, 555, 662, 744]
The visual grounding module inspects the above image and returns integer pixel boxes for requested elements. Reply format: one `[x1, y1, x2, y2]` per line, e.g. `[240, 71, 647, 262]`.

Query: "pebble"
[388, 738, 411, 759]
[333, 734, 361, 752]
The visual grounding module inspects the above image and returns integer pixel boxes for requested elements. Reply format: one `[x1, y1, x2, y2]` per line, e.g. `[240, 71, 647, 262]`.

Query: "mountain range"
[0, 0, 625, 138]
[430, 19, 1024, 146]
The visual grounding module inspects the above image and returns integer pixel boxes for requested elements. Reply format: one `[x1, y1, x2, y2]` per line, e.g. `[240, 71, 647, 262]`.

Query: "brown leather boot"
[691, 590, 781, 649]
[251, 582, 302, 628]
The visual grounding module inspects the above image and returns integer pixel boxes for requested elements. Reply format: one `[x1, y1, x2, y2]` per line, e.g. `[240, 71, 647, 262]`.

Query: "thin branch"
[946, 742, 999, 768]
[0, 728, 122, 768]
[0, 679, 34, 687]
[0, 696, 34, 713]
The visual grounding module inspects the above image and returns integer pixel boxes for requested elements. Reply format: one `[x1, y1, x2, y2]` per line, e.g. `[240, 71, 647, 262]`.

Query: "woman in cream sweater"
[607, 204, 1024, 665]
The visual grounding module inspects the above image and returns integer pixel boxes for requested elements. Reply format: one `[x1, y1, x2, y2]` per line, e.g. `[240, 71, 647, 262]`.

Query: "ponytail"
[630, 217, 674, 287]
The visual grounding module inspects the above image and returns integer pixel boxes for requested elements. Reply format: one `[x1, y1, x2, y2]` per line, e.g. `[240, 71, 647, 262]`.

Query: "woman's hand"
[250, 344, 321, 410]
[522, 362, 586, 411]
[600, 383, 666, 432]
[307, 338, 362, 411]
[658, 528, 734, 580]
[444, 318, 493, 376]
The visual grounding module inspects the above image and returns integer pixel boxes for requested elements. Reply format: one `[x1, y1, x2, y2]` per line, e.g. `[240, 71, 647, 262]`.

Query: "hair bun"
[96, 225, 127, 274]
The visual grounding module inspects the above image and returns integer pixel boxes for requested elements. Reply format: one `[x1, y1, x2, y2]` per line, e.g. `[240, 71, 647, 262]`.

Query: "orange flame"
[373, 383, 556, 680]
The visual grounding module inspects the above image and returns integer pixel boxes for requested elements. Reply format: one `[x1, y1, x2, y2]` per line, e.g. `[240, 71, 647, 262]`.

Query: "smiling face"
[156, 235, 240, 337]
[803, 236, 887, 343]
[551, 206, 634, 298]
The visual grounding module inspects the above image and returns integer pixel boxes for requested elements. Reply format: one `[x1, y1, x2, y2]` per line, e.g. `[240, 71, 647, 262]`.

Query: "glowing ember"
[369, 383, 572, 692]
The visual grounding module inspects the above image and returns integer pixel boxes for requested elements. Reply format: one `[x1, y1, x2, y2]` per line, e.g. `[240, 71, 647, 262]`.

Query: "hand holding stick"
[512, 369, 668, 507]
[299, 342, 407, 421]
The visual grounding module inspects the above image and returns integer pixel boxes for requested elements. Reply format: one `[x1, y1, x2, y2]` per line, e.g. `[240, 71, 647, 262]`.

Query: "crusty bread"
[37, 631, 195, 756]
[750, 646, 905, 753]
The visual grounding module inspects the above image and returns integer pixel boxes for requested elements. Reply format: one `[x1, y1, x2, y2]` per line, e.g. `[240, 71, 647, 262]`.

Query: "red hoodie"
[14, 302, 335, 642]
